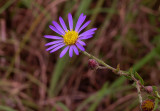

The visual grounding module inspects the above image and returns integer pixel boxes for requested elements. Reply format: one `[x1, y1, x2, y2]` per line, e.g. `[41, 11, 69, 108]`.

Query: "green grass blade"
[76, 83, 108, 111]
[86, 8, 116, 15]
[87, 82, 131, 111]
[132, 46, 160, 71]
[87, 83, 109, 111]
[75, 0, 92, 17]
[87, 0, 105, 29]
[48, 55, 68, 97]
[153, 98, 159, 111]
[56, 102, 70, 111]
[76, 81, 131, 111]
[64, 0, 77, 17]
[0, 105, 17, 111]
[0, 0, 15, 14]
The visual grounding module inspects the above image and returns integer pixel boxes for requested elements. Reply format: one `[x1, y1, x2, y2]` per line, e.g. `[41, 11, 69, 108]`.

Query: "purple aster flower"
[44, 13, 97, 58]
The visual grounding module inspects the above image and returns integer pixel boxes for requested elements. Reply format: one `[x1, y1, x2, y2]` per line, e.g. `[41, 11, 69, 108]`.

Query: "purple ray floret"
[59, 17, 68, 31]
[77, 39, 86, 46]
[60, 46, 69, 58]
[79, 35, 93, 40]
[75, 14, 86, 32]
[46, 43, 64, 51]
[79, 28, 97, 37]
[69, 46, 73, 57]
[68, 13, 73, 30]
[44, 35, 63, 39]
[72, 45, 79, 55]
[52, 21, 65, 35]
[49, 25, 63, 35]
[78, 20, 91, 33]
[76, 42, 85, 51]
[45, 40, 63, 46]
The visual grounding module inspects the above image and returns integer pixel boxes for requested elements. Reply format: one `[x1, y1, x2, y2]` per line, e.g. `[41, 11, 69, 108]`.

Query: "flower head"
[144, 86, 153, 93]
[44, 13, 97, 58]
[141, 99, 154, 111]
[88, 59, 99, 69]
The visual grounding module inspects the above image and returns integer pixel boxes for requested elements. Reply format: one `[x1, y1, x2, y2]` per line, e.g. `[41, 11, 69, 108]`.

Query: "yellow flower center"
[63, 30, 78, 45]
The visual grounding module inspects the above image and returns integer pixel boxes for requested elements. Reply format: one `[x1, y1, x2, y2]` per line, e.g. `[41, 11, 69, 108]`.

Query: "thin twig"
[132, 76, 142, 110]
[82, 51, 128, 76]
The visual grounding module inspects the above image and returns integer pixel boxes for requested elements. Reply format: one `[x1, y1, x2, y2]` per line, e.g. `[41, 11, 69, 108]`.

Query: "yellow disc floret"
[63, 30, 78, 45]
[142, 100, 154, 111]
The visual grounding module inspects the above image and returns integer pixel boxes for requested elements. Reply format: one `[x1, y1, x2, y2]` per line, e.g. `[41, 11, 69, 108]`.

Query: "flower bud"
[144, 86, 153, 93]
[141, 99, 154, 111]
[88, 59, 99, 70]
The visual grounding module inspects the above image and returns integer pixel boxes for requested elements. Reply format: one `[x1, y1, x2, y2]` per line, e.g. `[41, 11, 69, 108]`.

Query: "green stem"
[83, 51, 114, 70]
[82, 51, 127, 76]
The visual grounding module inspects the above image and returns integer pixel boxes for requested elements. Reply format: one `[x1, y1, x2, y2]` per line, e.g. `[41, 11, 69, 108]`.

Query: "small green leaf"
[128, 68, 132, 75]
[152, 86, 157, 92]
[128, 68, 135, 76]
[113, 64, 120, 73]
[124, 75, 132, 80]
[147, 95, 155, 99]
[116, 64, 120, 71]
[134, 72, 144, 85]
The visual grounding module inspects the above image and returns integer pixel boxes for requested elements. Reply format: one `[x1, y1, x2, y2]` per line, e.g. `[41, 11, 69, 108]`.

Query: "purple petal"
[59, 17, 68, 31]
[79, 28, 97, 37]
[79, 35, 93, 40]
[52, 21, 65, 35]
[49, 25, 63, 35]
[75, 14, 86, 32]
[77, 39, 86, 46]
[76, 42, 85, 51]
[50, 44, 65, 53]
[72, 45, 79, 55]
[46, 43, 64, 51]
[59, 46, 69, 58]
[68, 13, 73, 30]
[45, 40, 63, 46]
[44, 35, 63, 39]
[78, 21, 91, 33]
[80, 32, 95, 37]
[69, 45, 73, 57]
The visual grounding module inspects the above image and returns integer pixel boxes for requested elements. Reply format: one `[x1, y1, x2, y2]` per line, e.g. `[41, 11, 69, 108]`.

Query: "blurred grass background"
[0, 0, 160, 111]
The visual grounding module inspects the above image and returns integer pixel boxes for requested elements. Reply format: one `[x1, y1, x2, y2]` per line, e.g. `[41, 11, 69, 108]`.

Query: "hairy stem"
[82, 51, 128, 76]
